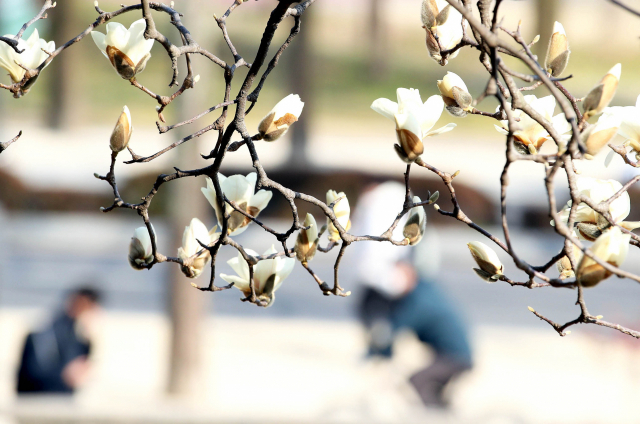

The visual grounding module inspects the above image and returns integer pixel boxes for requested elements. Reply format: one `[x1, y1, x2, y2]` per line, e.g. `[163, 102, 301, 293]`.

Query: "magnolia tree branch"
[0, 131, 23, 154]
[4, 0, 640, 337]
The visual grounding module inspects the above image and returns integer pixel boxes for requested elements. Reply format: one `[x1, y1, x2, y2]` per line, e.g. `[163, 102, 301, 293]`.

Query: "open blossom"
[403, 196, 427, 246]
[437, 72, 473, 117]
[220, 245, 295, 306]
[295, 213, 319, 263]
[0, 29, 54, 91]
[554, 176, 640, 241]
[603, 94, 640, 166]
[201, 172, 272, 236]
[545, 21, 570, 77]
[421, 0, 465, 65]
[258, 94, 304, 141]
[583, 64, 621, 119]
[371, 88, 456, 162]
[91, 19, 154, 79]
[576, 227, 630, 287]
[467, 241, 504, 282]
[110, 106, 133, 153]
[128, 226, 154, 270]
[326, 190, 351, 242]
[177, 218, 220, 279]
[494, 95, 571, 154]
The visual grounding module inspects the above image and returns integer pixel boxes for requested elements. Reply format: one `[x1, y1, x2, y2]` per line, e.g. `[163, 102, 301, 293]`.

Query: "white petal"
[221, 174, 252, 204]
[371, 98, 398, 121]
[249, 189, 273, 211]
[425, 123, 456, 137]
[421, 95, 445, 134]
[551, 113, 572, 135]
[494, 124, 509, 135]
[220, 274, 250, 291]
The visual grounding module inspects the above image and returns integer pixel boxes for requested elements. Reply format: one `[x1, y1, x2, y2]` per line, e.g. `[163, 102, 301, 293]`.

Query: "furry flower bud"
[437, 72, 473, 117]
[110, 106, 132, 153]
[295, 213, 319, 263]
[326, 190, 351, 242]
[583, 64, 621, 119]
[258, 94, 304, 141]
[545, 22, 570, 77]
[403, 196, 427, 245]
[467, 241, 504, 281]
[128, 226, 154, 270]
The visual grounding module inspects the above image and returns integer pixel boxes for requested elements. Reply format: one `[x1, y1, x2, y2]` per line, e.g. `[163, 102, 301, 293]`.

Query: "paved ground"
[1, 314, 640, 424]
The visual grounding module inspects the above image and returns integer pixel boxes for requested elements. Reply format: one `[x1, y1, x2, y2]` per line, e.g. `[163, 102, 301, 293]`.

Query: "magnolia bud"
[467, 241, 504, 281]
[128, 226, 154, 270]
[556, 249, 582, 279]
[110, 106, 132, 153]
[177, 218, 216, 279]
[403, 196, 427, 246]
[583, 64, 621, 119]
[326, 190, 351, 242]
[576, 227, 630, 287]
[437, 72, 473, 117]
[545, 22, 570, 77]
[295, 213, 319, 262]
[258, 94, 304, 141]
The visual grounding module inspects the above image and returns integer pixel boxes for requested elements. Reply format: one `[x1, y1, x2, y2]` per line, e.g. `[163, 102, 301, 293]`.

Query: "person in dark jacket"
[353, 182, 472, 408]
[17, 287, 101, 394]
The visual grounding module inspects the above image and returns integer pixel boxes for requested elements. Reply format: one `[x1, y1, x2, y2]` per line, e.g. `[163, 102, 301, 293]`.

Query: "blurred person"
[353, 181, 472, 408]
[16, 286, 101, 394]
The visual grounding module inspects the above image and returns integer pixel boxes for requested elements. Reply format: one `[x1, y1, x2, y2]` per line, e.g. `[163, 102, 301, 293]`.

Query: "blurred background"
[1, 0, 640, 422]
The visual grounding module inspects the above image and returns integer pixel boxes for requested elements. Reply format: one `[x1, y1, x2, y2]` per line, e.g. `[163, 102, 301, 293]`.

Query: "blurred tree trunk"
[286, 10, 312, 170]
[367, 0, 387, 80]
[166, 1, 209, 397]
[536, 0, 559, 60]
[47, 0, 78, 129]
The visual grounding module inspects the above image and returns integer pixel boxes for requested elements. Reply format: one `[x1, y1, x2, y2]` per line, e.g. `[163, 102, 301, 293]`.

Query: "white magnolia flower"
[495, 95, 571, 154]
[258, 94, 304, 141]
[371, 88, 456, 162]
[576, 227, 630, 287]
[326, 190, 351, 242]
[295, 213, 319, 263]
[0, 29, 54, 88]
[421, 0, 465, 64]
[437, 72, 473, 117]
[91, 19, 154, 79]
[545, 21, 570, 77]
[220, 245, 295, 306]
[128, 226, 154, 270]
[467, 241, 504, 281]
[403, 196, 427, 246]
[201, 172, 272, 236]
[177, 218, 220, 278]
[554, 176, 640, 241]
[603, 94, 640, 166]
[110, 106, 133, 153]
[583, 112, 620, 157]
